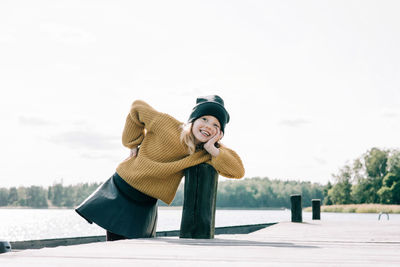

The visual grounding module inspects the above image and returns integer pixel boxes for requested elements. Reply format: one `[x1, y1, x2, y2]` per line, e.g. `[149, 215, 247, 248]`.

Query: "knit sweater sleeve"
[209, 145, 245, 179]
[121, 100, 160, 148]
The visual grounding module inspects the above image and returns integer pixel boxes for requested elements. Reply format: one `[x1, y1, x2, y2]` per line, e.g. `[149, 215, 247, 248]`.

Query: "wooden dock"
[1, 220, 400, 266]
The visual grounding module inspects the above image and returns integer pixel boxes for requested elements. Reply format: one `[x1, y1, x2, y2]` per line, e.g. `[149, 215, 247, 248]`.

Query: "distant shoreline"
[304, 204, 400, 214]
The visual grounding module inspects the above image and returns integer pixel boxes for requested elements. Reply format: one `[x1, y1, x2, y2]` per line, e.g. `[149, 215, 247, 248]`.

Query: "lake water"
[1, 208, 399, 241]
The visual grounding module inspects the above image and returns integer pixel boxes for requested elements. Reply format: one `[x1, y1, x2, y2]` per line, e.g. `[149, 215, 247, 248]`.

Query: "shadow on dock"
[163, 238, 317, 248]
[10, 222, 277, 250]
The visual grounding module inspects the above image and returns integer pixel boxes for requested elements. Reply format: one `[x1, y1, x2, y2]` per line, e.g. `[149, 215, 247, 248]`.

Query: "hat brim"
[188, 102, 230, 130]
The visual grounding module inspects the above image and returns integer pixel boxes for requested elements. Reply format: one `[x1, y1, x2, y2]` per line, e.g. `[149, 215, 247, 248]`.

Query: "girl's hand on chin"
[203, 129, 223, 157]
[125, 147, 138, 161]
[130, 147, 138, 157]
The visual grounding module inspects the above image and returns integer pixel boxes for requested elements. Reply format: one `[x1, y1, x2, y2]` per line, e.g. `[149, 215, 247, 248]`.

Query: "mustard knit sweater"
[115, 100, 245, 204]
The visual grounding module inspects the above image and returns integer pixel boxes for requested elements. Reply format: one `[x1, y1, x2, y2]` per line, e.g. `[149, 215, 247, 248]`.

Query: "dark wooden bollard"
[180, 163, 218, 239]
[312, 199, 321, 220]
[0, 240, 11, 254]
[290, 194, 302, 223]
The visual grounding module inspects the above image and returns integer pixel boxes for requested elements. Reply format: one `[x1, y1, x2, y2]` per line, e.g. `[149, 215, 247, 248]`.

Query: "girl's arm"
[209, 144, 245, 179]
[121, 100, 160, 148]
[203, 128, 244, 178]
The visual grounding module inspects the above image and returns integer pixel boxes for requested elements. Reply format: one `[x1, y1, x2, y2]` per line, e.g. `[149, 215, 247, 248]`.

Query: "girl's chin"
[195, 138, 207, 144]
[194, 135, 210, 144]
[194, 133, 210, 142]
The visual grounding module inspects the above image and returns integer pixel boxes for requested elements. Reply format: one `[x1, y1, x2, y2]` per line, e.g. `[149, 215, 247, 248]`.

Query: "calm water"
[1, 208, 398, 241]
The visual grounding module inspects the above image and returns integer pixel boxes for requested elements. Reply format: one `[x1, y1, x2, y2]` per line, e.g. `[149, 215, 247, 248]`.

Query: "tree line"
[162, 178, 325, 208]
[0, 182, 101, 208]
[325, 147, 400, 205]
[0, 179, 325, 209]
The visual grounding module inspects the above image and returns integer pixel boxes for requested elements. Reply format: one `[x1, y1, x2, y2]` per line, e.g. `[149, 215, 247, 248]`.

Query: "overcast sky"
[1, 0, 399, 187]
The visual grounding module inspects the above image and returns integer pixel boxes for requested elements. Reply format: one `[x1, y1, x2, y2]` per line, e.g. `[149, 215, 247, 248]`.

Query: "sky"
[1, 0, 399, 187]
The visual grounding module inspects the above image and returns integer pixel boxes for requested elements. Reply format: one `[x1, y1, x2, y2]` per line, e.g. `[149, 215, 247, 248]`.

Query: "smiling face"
[191, 115, 221, 144]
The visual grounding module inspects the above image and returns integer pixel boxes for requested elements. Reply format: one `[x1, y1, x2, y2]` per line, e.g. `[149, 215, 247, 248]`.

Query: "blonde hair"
[180, 123, 196, 154]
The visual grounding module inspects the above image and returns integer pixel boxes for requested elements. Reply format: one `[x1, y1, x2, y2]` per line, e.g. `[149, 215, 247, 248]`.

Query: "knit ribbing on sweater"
[116, 100, 245, 204]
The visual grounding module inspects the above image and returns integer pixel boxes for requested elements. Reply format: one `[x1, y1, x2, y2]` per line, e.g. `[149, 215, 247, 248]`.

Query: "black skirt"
[75, 172, 158, 238]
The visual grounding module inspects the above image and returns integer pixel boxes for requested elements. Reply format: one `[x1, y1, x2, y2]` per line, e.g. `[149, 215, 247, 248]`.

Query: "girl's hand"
[124, 147, 138, 161]
[130, 147, 138, 157]
[203, 129, 223, 157]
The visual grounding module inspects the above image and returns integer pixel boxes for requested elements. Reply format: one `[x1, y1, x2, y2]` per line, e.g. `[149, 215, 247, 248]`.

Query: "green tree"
[0, 188, 9, 206]
[17, 187, 27, 206]
[384, 151, 400, 204]
[377, 186, 392, 204]
[63, 185, 76, 207]
[378, 172, 400, 204]
[328, 165, 352, 204]
[49, 183, 65, 206]
[48, 186, 54, 202]
[364, 148, 388, 179]
[391, 182, 400, 204]
[26, 186, 48, 208]
[387, 150, 400, 177]
[350, 148, 389, 203]
[323, 182, 333, 205]
[8, 187, 18, 205]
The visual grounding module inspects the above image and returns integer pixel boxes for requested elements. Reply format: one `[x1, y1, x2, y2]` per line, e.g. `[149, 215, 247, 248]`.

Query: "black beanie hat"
[188, 95, 230, 132]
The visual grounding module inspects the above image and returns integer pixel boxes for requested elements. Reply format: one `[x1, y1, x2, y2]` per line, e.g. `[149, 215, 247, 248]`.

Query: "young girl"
[75, 95, 244, 241]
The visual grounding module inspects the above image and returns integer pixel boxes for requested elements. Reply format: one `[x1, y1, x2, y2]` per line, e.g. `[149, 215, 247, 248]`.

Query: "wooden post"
[312, 199, 321, 220]
[290, 194, 302, 223]
[0, 240, 11, 254]
[180, 163, 218, 239]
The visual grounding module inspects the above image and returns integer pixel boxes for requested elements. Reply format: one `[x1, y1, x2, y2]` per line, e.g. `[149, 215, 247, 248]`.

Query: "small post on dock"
[312, 199, 321, 220]
[180, 163, 218, 239]
[0, 240, 11, 254]
[290, 194, 302, 223]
